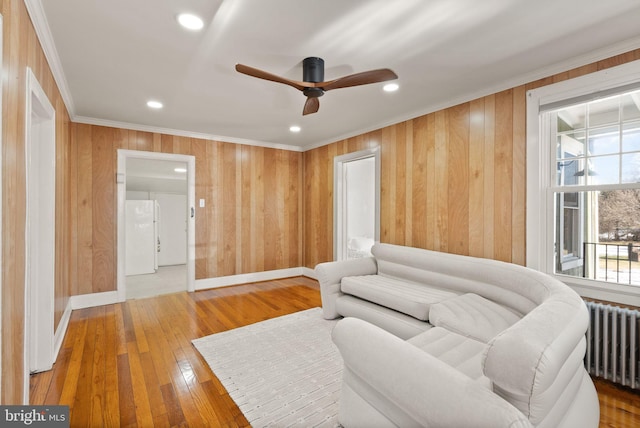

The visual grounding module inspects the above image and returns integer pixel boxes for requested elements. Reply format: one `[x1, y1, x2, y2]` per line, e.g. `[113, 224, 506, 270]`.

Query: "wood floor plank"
[116, 353, 137, 427]
[103, 305, 121, 426]
[57, 312, 89, 407]
[127, 341, 155, 427]
[30, 277, 639, 427]
[89, 306, 106, 428]
[70, 308, 98, 427]
[160, 382, 188, 427]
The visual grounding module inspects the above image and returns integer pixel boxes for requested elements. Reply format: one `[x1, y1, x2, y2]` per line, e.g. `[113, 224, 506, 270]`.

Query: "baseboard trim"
[195, 267, 310, 290]
[302, 267, 317, 279]
[52, 299, 72, 363]
[70, 291, 119, 310]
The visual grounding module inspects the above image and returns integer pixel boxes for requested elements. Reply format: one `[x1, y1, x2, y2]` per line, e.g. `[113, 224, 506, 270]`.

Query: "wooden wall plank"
[192, 139, 208, 279]
[468, 99, 485, 257]
[92, 127, 116, 291]
[493, 90, 513, 262]
[411, 116, 428, 249]
[75, 124, 93, 295]
[447, 103, 470, 255]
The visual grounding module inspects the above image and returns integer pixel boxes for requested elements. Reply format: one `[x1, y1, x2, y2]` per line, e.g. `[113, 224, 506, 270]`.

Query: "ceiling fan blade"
[235, 64, 312, 91]
[303, 97, 320, 115]
[321, 69, 398, 91]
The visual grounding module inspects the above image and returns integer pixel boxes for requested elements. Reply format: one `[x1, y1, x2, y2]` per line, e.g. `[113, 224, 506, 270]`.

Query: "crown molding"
[73, 115, 304, 152]
[24, 0, 76, 116]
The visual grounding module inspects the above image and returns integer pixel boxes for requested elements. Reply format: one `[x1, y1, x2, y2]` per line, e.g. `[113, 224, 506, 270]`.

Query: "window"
[527, 60, 640, 306]
[552, 94, 640, 281]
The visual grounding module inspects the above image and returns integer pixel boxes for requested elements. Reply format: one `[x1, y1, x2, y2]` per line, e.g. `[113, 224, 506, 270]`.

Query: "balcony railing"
[582, 242, 640, 286]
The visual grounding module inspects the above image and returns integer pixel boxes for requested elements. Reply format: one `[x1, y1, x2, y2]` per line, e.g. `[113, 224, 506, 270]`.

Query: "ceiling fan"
[235, 57, 398, 115]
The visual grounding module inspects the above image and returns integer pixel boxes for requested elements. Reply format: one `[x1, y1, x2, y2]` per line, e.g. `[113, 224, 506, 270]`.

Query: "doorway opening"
[24, 68, 56, 400]
[117, 151, 195, 300]
[334, 148, 381, 261]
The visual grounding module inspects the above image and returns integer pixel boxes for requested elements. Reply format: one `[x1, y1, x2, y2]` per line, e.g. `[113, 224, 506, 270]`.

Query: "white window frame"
[527, 59, 640, 307]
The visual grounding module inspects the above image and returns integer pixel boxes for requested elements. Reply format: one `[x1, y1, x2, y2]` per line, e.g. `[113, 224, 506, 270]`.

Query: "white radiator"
[585, 301, 640, 389]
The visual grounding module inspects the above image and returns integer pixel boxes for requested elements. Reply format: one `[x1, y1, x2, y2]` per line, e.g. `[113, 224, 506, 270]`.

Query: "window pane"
[557, 132, 585, 159]
[557, 104, 586, 130]
[622, 90, 640, 121]
[554, 190, 640, 286]
[623, 121, 640, 152]
[589, 155, 619, 185]
[588, 126, 619, 155]
[589, 96, 619, 127]
[622, 153, 640, 183]
[556, 159, 585, 186]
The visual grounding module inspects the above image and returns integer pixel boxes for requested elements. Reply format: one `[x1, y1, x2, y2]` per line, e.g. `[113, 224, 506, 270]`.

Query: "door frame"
[24, 67, 56, 401]
[116, 150, 196, 301]
[0, 13, 4, 400]
[333, 147, 381, 261]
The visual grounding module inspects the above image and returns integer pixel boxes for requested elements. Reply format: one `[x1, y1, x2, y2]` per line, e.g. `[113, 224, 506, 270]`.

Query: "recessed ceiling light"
[174, 167, 187, 173]
[177, 13, 204, 31]
[383, 83, 399, 92]
[290, 126, 301, 133]
[147, 100, 163, 109]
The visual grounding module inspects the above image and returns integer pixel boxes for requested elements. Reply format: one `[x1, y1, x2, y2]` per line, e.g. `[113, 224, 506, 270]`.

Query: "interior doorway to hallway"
[333, 148, 381, 261]
[116, 150, 196, 301]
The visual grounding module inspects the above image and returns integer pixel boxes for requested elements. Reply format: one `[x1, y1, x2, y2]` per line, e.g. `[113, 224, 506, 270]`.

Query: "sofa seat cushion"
[429, 293, 521, 343]
[341, 275, 459, 321]
[408, 327, 490, 388]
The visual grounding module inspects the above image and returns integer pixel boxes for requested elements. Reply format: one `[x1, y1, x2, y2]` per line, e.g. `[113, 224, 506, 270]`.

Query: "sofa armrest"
[314, 257, 377, 319]
[332, 317, 533, 428]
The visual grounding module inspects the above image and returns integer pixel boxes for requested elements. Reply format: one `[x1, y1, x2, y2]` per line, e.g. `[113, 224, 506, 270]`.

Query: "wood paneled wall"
[1, 0, 73, 403]
[303, 49, 640, 269]
[303, 88, 526, 267]
[69, 124, 303, 295]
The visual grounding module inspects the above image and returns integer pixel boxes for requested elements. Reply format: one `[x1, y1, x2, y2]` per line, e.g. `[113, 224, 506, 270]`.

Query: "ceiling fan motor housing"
[303, 57, 324, 82]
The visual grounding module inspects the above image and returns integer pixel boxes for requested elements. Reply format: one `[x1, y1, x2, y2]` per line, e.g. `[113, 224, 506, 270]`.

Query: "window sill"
[555, 274, 640, 307]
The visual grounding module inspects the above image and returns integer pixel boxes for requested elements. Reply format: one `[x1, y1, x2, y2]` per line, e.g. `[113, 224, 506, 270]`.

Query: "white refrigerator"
[125, 200, 160, 276]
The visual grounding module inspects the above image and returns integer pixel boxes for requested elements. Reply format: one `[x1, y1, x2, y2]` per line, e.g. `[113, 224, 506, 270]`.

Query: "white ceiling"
[29, 0, 640, 151]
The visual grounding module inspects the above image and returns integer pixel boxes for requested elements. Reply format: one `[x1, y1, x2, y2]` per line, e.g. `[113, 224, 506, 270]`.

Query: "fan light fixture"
[177, 13, 204, 31]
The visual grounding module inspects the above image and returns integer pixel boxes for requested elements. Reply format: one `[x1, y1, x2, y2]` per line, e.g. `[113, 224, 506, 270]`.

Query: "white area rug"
[192, 308, 342, 427]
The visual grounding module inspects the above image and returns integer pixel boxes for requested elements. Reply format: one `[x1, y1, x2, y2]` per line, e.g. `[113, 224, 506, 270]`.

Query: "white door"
[125, 200, 157, 275]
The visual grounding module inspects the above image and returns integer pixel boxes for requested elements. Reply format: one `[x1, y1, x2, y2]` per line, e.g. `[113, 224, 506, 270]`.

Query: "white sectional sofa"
[315, 243, 599, 428]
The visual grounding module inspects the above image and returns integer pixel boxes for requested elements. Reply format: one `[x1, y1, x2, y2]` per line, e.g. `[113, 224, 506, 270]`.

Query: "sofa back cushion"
[372, 243, 552, 315]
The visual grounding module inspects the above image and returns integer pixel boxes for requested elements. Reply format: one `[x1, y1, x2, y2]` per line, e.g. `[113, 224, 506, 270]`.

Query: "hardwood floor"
[31, 276, 640, 427]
